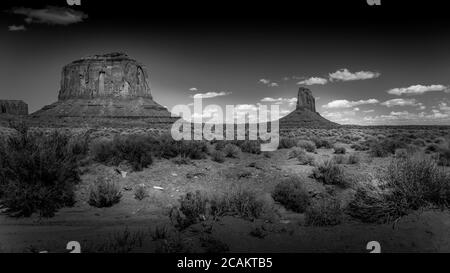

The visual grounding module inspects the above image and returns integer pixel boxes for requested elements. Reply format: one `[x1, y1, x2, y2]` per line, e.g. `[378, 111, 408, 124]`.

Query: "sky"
[1, 0, 450, 125]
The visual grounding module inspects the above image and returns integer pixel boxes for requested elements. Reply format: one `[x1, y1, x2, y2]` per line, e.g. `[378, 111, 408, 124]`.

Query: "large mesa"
[280, 87, 339, 129]
[33, 52, 176, 123]
[0, 100, 28, 115]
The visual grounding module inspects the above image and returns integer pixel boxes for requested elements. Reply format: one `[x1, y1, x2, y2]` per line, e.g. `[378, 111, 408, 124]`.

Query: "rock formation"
[0, 100, 28, 115]
[33, 52, 177, 123]
[297, 87, 316, 112]
[280, 87, 339, 129]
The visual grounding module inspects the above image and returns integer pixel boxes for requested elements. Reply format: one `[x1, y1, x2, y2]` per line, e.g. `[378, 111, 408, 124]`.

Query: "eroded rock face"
[33, 52, 177, 122]
[0, 100, 28, 115]
[297, 87, 316, 112]
[58, 52, 152, 100]
[280, 88, 338, 129]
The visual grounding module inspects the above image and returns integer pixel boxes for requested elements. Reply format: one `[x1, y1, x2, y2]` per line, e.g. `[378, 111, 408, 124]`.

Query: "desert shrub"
[279, 137, 297, 149]
[171, 156, 192, 165]
[425, 143, 440, 154]
[347, 153, 360, 165]
[438, 148, 450, 166]
[88, 177, 122, 208]
[211, 150, 226, 163]
[332, 154, 346, 164]
[333, 145, 346, 154]
[222, 144, 241, 158]
[91, 135, 153, 171]
[134, 184, 148, 201]
[298, 153, 315, 165]
[94, 228, 145, 253]
[351, 143, 368, 151]
[305, 198, 343, 226]
[394, 148, 408, 159]
[0, 129, 80, 217]
[311, 160, 351, 188]
[210, 188, 268, 219]
[412, 138, 426, 147]
[272, 178, 310, 213]
[297, 140, 316, 153]
[178, 191, 209, 227]
[383, 155, 450, 209]
[236, 140, 261, 154]
[312, 137, 333, 149]
[369, 139, 407, 157]
[347, 186, 407, 223]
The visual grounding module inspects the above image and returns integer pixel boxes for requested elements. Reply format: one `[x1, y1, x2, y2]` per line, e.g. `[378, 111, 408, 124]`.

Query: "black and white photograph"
[0, 0, 449, 259]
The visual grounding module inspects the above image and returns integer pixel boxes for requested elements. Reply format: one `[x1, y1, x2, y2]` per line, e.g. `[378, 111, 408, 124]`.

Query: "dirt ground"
[1, 144, 449, 253]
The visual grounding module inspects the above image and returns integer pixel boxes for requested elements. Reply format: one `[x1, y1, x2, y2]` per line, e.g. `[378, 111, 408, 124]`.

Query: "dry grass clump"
[272, 178, 311, 213]
[172, 188, 271, 229]
[0, 125, 81, 217]
[348, 154, 450, 223]
[305, 198, 343, 226]
[311, 160, 352, 188]
[211, 150, 226, 163]
[288, 148, 315, 165]
[333, 145, 346, 154]
[311, 137, 333, 149]
[222, 143, 242, 158]
[297, 140, 316, 153]
[279, 137, 297, 149]
[88, 177, 122, 208]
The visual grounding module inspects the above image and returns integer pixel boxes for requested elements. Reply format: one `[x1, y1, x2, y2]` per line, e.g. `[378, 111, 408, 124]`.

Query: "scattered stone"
[153, 186, 164, 191]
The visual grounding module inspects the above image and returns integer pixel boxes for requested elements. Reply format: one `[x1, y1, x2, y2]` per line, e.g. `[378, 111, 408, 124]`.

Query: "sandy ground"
[1, 145, 449, 253]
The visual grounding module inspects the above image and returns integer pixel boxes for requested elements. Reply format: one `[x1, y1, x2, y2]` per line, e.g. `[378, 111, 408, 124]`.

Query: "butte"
[32, 52, 178, 127]
[280, 87, 339, 129]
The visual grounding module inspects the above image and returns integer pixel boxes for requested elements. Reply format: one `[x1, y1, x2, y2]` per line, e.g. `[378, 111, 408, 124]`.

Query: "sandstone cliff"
[33, 53, 177, 122]
[0, 100, 28, 115]
[280, 88, 339, 129]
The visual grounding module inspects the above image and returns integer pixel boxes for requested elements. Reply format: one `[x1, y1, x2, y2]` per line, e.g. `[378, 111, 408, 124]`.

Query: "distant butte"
[0, 100, 28, 116]
[280, 87, 339, 129]
[32, 52, 177, 124]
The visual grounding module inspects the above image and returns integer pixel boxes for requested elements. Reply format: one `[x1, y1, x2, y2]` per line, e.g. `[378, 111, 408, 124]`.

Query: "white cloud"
[191, 91, 231, 99]
[260, 97, 297, 105]
[363, 109, 375, 113]
[297, 77, 328, 86]
[439, 102, 450, 111]
[259, 78, 278, 87]
[329, 68, 380, 82]
[381, 98, 421, 107]
[189, 87, 198, 92]
[322, 99, 379, 109]
[8, 25, 26, 31]
[387, 84, 448, 96]
[10, 6, 88, 25]
[259, 79, 271, 85]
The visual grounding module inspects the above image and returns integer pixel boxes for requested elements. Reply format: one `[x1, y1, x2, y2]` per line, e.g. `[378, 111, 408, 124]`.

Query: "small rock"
[171, 173, 178, 177]
[123, 185, 132, 191]
[280, 220, 291, 224]
[153, 186, 164, 191]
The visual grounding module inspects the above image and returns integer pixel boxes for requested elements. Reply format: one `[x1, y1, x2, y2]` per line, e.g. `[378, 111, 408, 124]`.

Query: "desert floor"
[1, 141, 449, 253]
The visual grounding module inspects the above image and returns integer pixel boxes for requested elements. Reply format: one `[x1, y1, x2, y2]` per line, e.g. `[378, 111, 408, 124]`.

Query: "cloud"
[329, 68, 380, 82]
[322, 99, 379, 109]
[297, 77, 328, 86]
[387, 84, 448, 96]
[363, 109, 375, 113]
[8, 25, 26, 31]
[10, 6, 87, 26]
[258, 78, 278, 87]
[191, 91, 231, 99]
[381, 98, 421, 107]
[189, 87, 198, 92]
[259, 79, 271, 85]
[260, 97, 297, 106]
